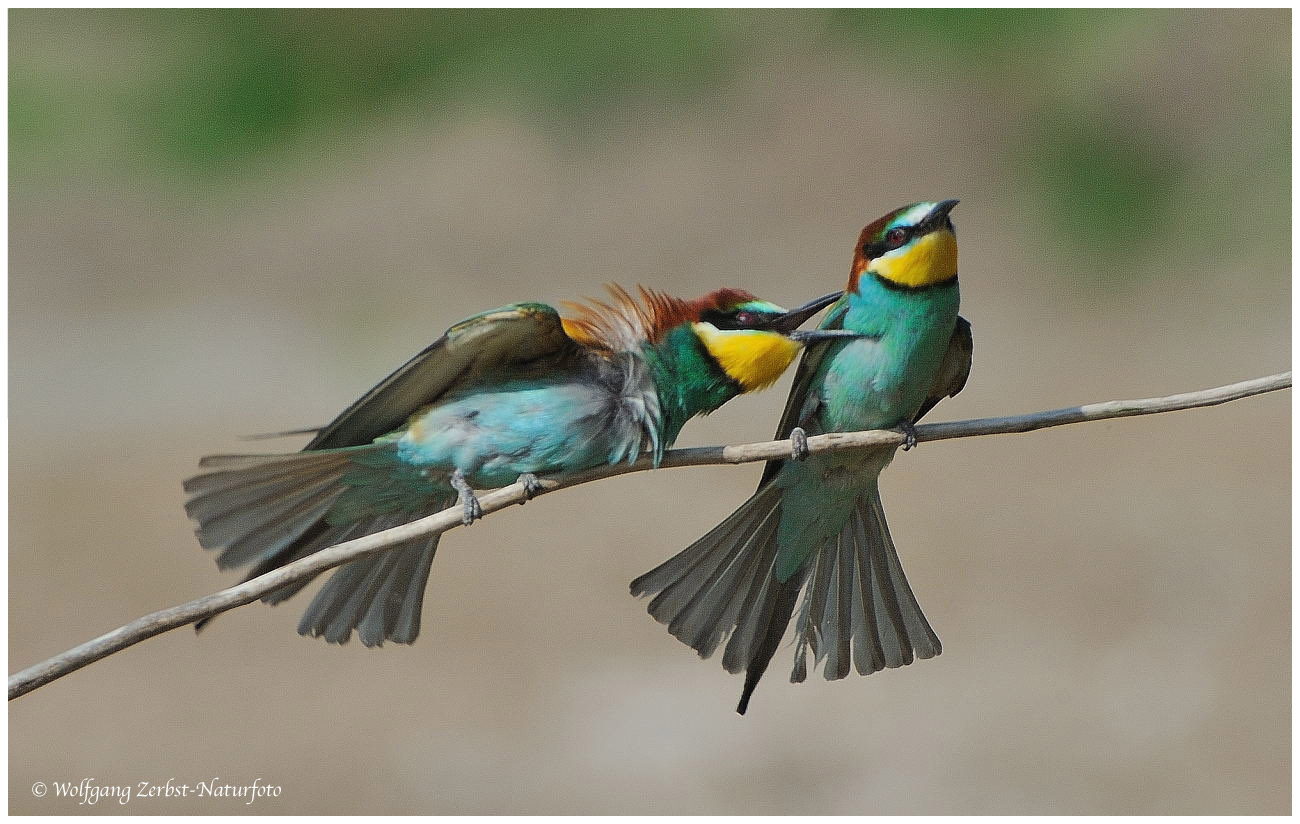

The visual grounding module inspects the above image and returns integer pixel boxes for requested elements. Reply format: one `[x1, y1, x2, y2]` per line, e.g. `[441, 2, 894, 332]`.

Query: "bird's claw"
[789, 427, 810, 461]
[517, 473, 543, 502]
[449, 469, 483, 525]
[462, 495, 483, 525]
[897, 422, 919, 451]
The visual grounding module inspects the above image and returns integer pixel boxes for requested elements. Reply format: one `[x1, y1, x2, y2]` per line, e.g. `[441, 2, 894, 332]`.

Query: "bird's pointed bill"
[763, 291, 843, 334]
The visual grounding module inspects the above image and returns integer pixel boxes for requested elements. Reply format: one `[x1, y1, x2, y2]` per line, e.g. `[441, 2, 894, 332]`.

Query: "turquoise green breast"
[769, 278, 959, 581]
[816, 277, 960, 434]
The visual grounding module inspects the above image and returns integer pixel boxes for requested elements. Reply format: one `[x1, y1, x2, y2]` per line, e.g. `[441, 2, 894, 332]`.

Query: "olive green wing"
[304, 302, 577, 450]
[912, 315, 973, 424]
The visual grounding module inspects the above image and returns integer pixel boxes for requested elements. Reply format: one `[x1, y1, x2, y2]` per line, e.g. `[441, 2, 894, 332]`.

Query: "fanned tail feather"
[296, 514, 441, 646]
[631, 481, 939, 714]
[631, 484, 784, 661]
[184, 449, 448, 645]
[185, 452, 352, 572]
[631, 485, 805, 713]
[791, 484, 941, 683]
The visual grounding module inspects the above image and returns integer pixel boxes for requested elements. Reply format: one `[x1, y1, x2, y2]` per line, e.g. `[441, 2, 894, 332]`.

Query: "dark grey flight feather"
[186, 446, 452, 645]
[791, 485, 941, 683]
[239, 426, 324, 441]
[297, 513, 443, 646]
[913, 315, 973, 424]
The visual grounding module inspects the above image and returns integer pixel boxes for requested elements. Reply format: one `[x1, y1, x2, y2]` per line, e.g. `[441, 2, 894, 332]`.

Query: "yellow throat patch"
[871, 229, 958, 289]
[691, 324, 803, 392]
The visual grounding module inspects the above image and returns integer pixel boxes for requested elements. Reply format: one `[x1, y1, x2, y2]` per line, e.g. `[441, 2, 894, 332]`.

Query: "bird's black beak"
[765, 291, 842, 334]
[918, 199, 959, 234]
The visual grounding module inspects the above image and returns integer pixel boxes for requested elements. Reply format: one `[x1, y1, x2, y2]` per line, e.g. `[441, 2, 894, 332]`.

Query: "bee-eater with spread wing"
[632, 200, 973, 713]
[185, 285, 852, 647]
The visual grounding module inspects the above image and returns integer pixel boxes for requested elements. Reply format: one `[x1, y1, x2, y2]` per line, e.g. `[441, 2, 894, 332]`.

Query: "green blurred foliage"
[9, 8, 1288, 277]
[1024, 110, 1184, 268]
[831, 8, 1079, 61]
[144, 9, 733, 171]
[10, 8, 734, 177]
[833, 9, 1226, 271]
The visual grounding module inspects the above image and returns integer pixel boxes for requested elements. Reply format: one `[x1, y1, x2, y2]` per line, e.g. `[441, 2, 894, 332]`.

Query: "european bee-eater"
[185, 285, 853, 647]
[631, 200, 973, 713]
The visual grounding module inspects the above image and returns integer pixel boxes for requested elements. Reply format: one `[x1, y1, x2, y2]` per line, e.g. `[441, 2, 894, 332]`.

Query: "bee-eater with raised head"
[631, 200, 974, 714]
[185, 285, 853, 647]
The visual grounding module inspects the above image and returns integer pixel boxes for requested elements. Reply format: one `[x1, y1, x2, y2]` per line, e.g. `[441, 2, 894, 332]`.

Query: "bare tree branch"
[9, 371, 1290, 700]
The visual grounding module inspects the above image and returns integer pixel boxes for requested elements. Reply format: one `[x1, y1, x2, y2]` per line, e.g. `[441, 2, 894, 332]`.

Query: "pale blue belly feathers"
[396, 375, 646, 488]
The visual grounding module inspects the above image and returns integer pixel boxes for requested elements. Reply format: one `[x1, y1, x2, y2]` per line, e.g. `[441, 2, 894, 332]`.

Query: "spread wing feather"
[304, 303, 577, 450]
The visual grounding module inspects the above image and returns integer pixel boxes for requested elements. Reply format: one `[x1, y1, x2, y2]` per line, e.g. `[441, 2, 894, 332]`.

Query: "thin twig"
[9, 371, 1289, 700]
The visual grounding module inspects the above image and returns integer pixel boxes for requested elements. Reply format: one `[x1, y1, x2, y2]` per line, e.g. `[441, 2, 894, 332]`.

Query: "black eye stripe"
[700, 308, 775, 330]
[863, 226, 912, 258]
[862, 239, 888, 258]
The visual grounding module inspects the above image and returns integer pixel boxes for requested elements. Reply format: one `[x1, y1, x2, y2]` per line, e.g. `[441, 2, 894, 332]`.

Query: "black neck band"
[871, 272, 959, 292]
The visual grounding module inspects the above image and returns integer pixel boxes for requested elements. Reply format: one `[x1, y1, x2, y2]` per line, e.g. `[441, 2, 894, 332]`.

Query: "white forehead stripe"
[892, 201, 937, 229]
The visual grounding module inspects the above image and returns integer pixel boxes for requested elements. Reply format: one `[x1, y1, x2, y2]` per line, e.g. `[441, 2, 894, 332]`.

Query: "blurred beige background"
[10, 9, 1289, 814]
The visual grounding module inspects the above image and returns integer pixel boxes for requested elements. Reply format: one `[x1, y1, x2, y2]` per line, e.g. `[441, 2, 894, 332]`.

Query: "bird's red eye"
[734, 311, 758, 326]
[886, 227, 909, 247]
